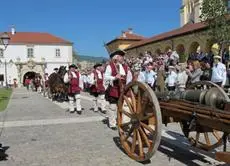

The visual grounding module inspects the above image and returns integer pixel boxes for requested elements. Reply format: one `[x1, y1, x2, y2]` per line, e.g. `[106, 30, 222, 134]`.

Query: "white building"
[0, 29, 73, 87]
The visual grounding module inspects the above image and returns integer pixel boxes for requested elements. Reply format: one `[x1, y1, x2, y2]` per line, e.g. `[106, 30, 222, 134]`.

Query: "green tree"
[200, 0, 230, 55]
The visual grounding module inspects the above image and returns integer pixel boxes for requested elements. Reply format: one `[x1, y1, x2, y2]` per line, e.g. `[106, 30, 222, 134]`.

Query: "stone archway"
[164, 46, 172, 53]
[15, 59, 46, 86]
[176, 44, 186, 62]
[189, 41, 200, 54]
[155, 48, 162, 56]
[23, 71, 36, 86]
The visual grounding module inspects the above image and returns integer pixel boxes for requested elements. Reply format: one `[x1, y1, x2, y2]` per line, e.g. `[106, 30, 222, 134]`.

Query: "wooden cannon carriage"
[117, 81, 230, 163]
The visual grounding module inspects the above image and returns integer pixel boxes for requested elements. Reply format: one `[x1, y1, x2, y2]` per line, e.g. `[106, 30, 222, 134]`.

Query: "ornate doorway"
[23, 72, 36, 86]
[15, 59, 46, 87]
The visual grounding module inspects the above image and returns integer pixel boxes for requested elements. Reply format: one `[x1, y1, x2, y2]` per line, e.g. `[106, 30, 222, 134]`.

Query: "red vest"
[91, 70, 105, 93]
[68, 71, 81, 94]
[108, 62, 128, 99]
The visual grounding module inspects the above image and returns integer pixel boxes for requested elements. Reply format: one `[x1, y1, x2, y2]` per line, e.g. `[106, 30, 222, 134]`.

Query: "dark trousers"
[168, 86, 176, 91]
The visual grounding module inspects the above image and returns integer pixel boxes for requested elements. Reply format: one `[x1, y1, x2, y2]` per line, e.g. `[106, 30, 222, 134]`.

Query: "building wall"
[106, 40, 142, 53]
[0, 44, 72, 86]
[126, 29, 216, 62]
[181, 0, 202, 26]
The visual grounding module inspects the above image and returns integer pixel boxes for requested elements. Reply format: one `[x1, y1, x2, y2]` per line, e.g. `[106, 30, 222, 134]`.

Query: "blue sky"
[0, 0, 181, 57]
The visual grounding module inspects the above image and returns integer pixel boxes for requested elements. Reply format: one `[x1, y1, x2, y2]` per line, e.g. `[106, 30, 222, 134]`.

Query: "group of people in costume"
[40, 48, 228, 130]
[58, 49, 131, 129]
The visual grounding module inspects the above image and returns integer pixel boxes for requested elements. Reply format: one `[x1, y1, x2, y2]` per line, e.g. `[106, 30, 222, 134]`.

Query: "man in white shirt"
[145, 64, 157, 89]
[88, 63, 106, 113]
[64, 64, 83, 114]
[104, 49, 132, 129]
[165, 66, 177, 91]
[211, 55, 226, 87]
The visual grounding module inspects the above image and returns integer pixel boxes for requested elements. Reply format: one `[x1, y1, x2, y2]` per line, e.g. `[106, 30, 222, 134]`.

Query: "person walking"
[89, 63, 107, 113]
[64, 64, 83, 114]
[104, 49, 132, 129]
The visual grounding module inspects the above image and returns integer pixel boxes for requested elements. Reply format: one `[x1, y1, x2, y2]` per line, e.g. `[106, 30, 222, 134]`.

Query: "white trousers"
[93, 94, 106, 111]
[68, 94, 81, 112]
[108, 103, 117, 128]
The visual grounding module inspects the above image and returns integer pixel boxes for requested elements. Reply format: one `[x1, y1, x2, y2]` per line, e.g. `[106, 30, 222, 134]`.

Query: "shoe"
[77, 111, 82, 115]
[101, 110, 106, 114]
[69, 110, 75, 113]
[110, 126, 117, 130]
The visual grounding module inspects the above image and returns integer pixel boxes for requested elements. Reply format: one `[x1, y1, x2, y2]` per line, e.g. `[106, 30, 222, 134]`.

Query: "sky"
[0, 0, 181, 58]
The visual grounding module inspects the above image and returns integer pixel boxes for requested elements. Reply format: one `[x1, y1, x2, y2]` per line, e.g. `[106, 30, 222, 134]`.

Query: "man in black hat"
[53, 68, 59, 73]
[88, 63, 106, 113]
[104, 49, 133, 129]
[64, 64, 83, 114]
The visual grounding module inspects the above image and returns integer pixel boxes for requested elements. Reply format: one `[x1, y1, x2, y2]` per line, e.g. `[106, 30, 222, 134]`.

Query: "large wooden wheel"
[181, 81, 229, 151]
[117, 81, 162, 161]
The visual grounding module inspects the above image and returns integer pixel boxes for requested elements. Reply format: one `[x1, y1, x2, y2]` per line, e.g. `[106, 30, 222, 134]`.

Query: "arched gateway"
[15, 59, 46, 87]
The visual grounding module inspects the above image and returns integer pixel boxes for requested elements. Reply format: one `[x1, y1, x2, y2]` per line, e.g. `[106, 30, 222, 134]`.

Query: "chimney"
[122, 31, 126, 38]
[11, 25, 16, 35]
[128, 28, 133, 34]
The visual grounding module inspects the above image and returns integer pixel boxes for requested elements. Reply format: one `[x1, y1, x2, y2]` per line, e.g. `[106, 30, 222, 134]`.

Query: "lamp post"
[0, 32, 11, 88]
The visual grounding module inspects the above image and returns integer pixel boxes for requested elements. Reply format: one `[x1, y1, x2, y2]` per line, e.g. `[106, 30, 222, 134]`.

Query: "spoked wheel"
[117, 81, 162, 161]
[180, 81, 229, 151]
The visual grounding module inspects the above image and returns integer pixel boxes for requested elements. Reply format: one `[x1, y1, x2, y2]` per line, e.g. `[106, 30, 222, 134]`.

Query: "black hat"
[69, 64, 77, 69]
[54, 68, 58, 71]
[110, 49, 126, 58]
[93, 63, 102, 69]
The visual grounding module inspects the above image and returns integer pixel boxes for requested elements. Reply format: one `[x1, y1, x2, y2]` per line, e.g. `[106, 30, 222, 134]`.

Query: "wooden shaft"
[160, 101, 230, 120]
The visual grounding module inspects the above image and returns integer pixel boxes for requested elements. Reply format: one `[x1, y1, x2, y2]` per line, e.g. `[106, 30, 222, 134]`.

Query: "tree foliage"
[200, 0, 230, 52]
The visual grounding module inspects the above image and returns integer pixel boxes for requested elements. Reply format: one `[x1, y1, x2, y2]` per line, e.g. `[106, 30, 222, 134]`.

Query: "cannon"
[117, 81, 230, 163]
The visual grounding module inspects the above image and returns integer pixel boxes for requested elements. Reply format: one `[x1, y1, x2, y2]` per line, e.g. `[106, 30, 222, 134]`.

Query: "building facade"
[0, 30, 73, 86]
[105, 28, 145, 54]
[180, 0, 203, 26]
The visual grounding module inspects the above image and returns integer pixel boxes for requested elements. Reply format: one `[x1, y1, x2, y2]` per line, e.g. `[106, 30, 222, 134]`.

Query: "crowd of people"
[29, 48, 228, 130]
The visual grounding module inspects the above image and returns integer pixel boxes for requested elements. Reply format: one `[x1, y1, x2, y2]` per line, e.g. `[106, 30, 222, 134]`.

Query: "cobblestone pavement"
[0, 88, 228, 166]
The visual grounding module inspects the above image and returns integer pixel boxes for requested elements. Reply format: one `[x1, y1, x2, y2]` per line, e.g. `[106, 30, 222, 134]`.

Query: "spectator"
[186, 60, 203, 84]
[165, 66, 177, 91]
[176, 64, 188, 92]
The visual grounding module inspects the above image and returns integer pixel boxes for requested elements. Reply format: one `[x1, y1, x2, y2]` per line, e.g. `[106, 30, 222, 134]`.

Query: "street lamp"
[0, 32, 11, 88]
[0, 32, 10, 50]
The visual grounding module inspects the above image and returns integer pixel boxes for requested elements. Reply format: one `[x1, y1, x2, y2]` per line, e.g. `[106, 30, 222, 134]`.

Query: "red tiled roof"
[106, 31, 146, 45]
[0, 32, 73, 45]
[126, 22, 207, 50]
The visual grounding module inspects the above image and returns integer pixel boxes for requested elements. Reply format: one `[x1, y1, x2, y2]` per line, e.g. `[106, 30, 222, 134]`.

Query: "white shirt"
[137, 71, 146, 83]
[64, 71, 83, 89]
[177, 71, 188, 88]
[211, 62, 227, 86]
[145, 70, 157, 86]
[165, 71, 177, 87]
[88, 70, 103, 85]
[104, 63, 132, 85]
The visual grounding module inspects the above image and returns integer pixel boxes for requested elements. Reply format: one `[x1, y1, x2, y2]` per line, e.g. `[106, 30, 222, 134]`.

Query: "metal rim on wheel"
[117, 81, 162, 161]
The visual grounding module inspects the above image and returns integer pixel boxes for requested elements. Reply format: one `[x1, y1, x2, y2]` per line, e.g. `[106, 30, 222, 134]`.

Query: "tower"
[180, 0, 202, 26]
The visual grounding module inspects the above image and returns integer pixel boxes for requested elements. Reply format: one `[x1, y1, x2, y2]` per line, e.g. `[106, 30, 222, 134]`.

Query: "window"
[56, 48, 61, 57]
[0, 49, 3, 58]
[27, 48, 34, 58]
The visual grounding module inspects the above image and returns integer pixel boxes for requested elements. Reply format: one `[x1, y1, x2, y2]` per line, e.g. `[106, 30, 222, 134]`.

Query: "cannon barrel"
[155, 87, 228, 110]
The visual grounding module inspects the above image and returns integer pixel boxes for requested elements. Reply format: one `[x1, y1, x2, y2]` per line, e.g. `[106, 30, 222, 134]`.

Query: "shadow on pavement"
[113, 137, 151, 165]
[112, 130, 229, 166]
[0, 144, 9, 161]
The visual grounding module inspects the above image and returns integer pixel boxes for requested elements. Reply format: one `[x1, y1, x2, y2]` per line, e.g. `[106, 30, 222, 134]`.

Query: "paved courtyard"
[0, 88, 228, 166]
